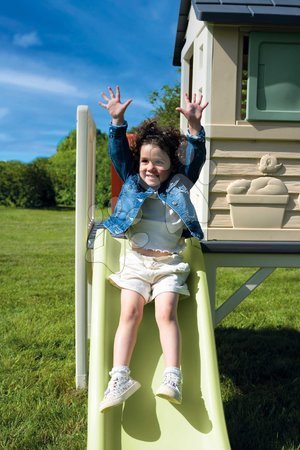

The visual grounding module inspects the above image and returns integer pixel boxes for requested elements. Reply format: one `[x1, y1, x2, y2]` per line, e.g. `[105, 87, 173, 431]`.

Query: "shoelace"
[104, 376, 130, 398]
[163, 373, 182, 391]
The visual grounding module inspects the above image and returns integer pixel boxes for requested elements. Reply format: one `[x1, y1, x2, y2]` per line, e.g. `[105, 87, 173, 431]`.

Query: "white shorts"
[108, 249, 190, 304]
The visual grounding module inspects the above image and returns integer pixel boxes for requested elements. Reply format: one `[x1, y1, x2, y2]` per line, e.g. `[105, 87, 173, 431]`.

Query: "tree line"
[0, 130, 110, 209]
[0, 83, 180, 209]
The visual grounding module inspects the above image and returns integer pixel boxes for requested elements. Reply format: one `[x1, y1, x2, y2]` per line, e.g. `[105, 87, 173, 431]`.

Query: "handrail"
[75, 106, 96, 389]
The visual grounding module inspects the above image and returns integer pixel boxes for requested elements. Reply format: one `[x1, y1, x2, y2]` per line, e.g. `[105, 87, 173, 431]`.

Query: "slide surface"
[87, 229, 231, 450]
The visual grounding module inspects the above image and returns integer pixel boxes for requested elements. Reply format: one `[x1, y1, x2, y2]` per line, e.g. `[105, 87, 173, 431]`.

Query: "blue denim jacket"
[101, 122, 206, 240]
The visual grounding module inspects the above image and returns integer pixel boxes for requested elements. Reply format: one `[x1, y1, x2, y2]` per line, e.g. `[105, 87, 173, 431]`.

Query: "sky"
[0, 0, 181, 162]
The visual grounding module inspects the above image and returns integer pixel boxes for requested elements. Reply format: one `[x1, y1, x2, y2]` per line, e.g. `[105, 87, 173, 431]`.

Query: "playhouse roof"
[173, 0, 300, 65]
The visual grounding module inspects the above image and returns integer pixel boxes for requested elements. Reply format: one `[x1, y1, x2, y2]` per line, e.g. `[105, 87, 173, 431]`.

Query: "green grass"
[216, 268, 300, 450]
[0, 208, 86, 449]
[0, 207, 299, 449]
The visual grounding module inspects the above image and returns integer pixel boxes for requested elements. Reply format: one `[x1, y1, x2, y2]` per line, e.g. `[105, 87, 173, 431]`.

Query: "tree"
[95, 130, 110, 208]
[47, 130, 81, 207]
[23, 158, 56, 208]
[47, 129, 111, 209]
[148, 82, 181, 128]
[0, 161, 27, 207]
[48, 132, 77, 207]
[0, 159, 55, 208]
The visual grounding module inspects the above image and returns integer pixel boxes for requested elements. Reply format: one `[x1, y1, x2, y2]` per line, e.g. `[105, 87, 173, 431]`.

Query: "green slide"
[87, 229, 231, 450]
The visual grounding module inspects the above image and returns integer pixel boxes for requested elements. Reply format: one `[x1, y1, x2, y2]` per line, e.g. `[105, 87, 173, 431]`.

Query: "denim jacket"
[101, 122, 206, 240]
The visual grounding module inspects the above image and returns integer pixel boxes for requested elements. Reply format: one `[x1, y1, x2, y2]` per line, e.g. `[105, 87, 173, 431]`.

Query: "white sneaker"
[155, 371, 182, 404]
[99, 372, 141, 413]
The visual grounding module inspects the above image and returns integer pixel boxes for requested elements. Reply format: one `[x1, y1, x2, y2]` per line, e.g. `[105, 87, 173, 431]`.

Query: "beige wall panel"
[209, 193, 229, 210]
[209, 193, 299, 212]
[211, 178, 300, 194]
[283, 213, 300, 228]
[275, 179, 300, 194]
[209, 211, 300, 229]
[209, 212, 231, 227]
[207, 228, 300, 241]
[211, 28, 239, 125]
[182, 6, 204, 55]
[287, 195, 300, 211]
[212, 149, 300, 160]
[214, 160, 300, 177]
[211, 140, 300, 159]
[206, 124, 300, 140]
[210, 177, 250, 193]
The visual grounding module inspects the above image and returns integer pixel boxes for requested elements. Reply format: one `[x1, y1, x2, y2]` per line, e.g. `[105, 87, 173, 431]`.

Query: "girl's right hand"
[98, 86, 132, 125]
[176, 92, 208, 135]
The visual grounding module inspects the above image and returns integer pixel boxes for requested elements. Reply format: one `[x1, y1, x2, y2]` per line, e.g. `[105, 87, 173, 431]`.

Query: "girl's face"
[139, 143, 172, 189]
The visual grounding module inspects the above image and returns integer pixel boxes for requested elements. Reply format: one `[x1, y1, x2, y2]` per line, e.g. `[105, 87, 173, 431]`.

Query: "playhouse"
[74, 1, 300, 449]
[174, 0, 300, 241]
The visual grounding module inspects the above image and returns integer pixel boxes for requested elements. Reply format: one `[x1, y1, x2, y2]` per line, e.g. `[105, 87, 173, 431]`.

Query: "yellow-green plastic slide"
[87, 229, 231, 450]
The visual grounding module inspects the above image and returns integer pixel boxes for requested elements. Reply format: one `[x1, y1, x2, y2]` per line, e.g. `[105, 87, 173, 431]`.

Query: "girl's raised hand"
[99, 86, 132, 125]
[176, 92, 208, 135]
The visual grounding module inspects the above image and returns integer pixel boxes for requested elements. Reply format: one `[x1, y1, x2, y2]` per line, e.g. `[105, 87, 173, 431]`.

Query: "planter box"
[226, 194, 289, 228]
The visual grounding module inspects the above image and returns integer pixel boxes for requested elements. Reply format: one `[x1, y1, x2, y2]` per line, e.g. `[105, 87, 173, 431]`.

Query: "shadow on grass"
[215, 327, 300, 450]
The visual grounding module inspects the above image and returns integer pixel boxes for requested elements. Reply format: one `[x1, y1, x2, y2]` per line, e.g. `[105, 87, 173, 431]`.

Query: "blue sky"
[0, 0, 181, 162]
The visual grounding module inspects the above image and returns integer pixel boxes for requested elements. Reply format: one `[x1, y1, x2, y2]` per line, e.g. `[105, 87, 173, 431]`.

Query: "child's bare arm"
[176, 93, 208, 135]
[99, 86, 132, 125]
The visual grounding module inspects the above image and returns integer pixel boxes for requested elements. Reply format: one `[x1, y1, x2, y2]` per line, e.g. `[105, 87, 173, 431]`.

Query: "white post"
[75, 105, 96, 389]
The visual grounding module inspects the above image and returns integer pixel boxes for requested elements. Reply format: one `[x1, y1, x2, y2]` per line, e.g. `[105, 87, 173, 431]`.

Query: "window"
[246, 32, 300, 121]
[240, 35, 249, 120]
[188, 54, 194, 101]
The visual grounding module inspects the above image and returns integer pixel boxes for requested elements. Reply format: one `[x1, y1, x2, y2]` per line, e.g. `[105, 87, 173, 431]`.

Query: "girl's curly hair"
[130, 119, 186, 173]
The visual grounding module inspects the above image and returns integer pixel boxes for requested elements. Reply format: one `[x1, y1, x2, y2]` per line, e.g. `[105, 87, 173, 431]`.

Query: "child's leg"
[154, 292, 180, 367]
[99, 289, 144, 413]
[113, 288, 145, 366]
[154, 292, 183, 404]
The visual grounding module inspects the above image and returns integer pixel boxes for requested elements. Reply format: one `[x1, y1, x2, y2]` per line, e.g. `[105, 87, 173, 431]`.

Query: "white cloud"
[0, 69, 82, 96]
[13, 31, 42, 48]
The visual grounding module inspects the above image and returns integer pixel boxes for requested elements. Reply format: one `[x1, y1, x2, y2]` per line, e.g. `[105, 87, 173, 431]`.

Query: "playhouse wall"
[207, 138, 300, 241]
[180, 11, 300, 241]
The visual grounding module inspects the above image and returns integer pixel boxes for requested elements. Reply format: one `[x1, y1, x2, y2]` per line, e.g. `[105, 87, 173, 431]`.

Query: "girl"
[98, 86, 208, 413]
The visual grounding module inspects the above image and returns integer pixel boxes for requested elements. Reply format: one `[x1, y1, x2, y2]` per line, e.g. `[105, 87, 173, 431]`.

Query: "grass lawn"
[0, 208, 86, 450]
[0, 207, 299, 449]
[215, 267, 300, 450]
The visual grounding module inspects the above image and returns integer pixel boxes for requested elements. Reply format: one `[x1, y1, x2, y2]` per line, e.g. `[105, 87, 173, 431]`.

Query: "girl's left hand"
[176, 92, 208, 135]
